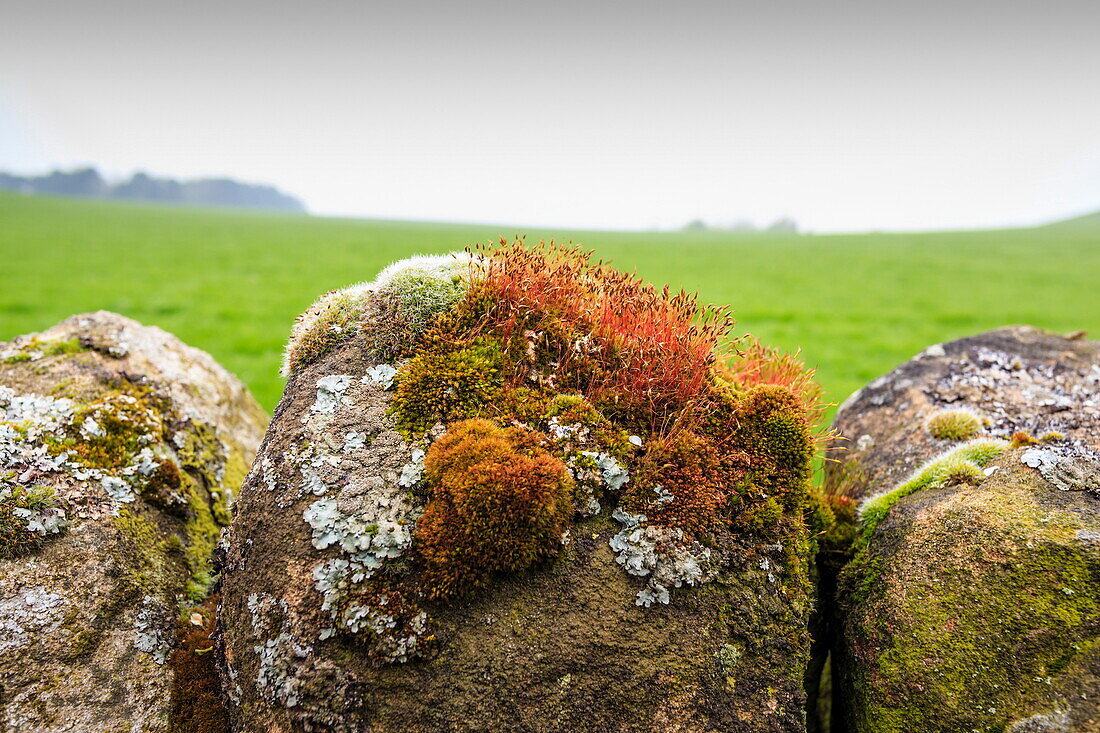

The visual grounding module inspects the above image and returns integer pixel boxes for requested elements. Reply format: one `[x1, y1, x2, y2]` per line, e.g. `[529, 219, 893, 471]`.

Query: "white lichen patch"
[927, 345, 1100, 439]
[248, 592, 291, 635]
[567, 451, 629, 518]
[0, 383, 196, 518]
[1021, 442, 1100, 494]
[101, 475, 135, 505]
[247, 591, 314, 707]
[343, 431, 367, 453]
[307, 375, 355, 420]
[280, 442, 342, 502]
[397, 448, 425, 488]
[364, 364, 397, 390]
[0, 586, 65, 653]
[255, 632, 312, 708]
[609, 507, 716, 607]
[303, 489, 418, 577]
[132, 596, 172, 665]
[585, 451, 630, 492]
[337, 599, 429, 663]
[10, 499, 68, 535]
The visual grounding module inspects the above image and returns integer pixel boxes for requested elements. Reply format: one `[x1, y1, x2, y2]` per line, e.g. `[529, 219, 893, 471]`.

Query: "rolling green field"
[2, 192, 1098, 420]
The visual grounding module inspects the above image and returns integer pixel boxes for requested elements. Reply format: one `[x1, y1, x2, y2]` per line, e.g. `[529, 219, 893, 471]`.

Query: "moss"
[173, 420, 222, 473]
[543, 394, 632, 457]
[726, 385, 815, 502]
[369, 268, 469, 362]
[734, 495, 785, 534]
[170, 595, 230, 732]
[925, 408, 983, 440]
[47, 378, 75, 397]
[390, 337, 503, 438]
[48, 383, 169, 469]
[1010, 430, 1039, 448]
[623, 430, 725, 534]
[203, 441, 248, 527]
[858, 438, 1009, 539]
[282, 286, 372, 376]
[3, 353, 32, 363]
[111, 508, 172, 597]
[140, 458, 188, 515]
[848, 516, 1099, 731]
[486, 386, 552, 424]
[180, 473, 223, 601]
[42, 338, 85, 356]
[415, 418, 575, 599]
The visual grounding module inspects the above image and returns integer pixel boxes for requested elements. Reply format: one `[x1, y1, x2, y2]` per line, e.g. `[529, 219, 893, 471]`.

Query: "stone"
[0, 311, 267, 731]
[826, 326, 1100, 731]
[219, 249, 820, 732]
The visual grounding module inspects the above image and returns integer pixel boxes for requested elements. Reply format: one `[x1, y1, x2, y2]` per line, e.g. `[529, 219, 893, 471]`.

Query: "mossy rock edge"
[0, 311, 267, 731]
[825, 326, 1100, 732]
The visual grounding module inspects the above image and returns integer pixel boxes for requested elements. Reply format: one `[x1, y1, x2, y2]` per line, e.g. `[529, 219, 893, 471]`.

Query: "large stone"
[828, 326, 1100, 731]
[0, 311, 266, 731]
[219, 251, 819, 731]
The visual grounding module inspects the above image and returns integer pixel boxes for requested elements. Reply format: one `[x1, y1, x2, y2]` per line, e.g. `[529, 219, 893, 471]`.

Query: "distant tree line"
[682, 217, 798, 233]
[0, 167, 305, 213]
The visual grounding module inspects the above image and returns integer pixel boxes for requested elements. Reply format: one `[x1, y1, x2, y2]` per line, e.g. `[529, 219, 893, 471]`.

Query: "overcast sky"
[2, 0, 1099, 232]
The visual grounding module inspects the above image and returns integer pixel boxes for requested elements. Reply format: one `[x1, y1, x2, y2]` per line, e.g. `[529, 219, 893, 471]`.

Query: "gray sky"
[2, 0, 1099, 232]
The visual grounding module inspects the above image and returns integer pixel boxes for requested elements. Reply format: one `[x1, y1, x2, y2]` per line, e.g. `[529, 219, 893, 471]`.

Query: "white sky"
[2, 0, 1099, 232]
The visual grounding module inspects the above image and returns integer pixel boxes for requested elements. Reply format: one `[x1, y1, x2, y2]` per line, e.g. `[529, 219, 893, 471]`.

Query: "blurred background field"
[2, 191, 1098, 418]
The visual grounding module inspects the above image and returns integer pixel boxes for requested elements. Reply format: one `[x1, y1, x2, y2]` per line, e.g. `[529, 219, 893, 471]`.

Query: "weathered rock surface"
[219, 254, 817, 732]
[0, 311, 266, 731]
[828, 326, 1100, 731]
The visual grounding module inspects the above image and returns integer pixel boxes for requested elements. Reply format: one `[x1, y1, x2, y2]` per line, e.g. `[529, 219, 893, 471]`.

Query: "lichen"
[1, 483, 68, 558]
[1020, 441, 1100, 494]
[332, 587, 433, 663]
[132, 595, 173, 665]
[0, 336, 85, 364]
[303, 490, 418, 579]
[609, 506, 716, 606]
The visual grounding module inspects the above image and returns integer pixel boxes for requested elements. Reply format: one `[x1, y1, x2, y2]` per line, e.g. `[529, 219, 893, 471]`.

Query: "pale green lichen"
[1, 483, 68, 558]
[0, 336, 85, 364]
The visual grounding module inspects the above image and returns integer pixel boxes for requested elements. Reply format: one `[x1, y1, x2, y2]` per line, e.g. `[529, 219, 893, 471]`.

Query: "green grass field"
[2, 192, 1098, 420]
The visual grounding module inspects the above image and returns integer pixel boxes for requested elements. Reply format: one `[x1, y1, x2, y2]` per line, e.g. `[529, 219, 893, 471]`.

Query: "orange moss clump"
[468, 238, 735, 431]
[415, 418, 574, 599]
[718, 336, 828, 430]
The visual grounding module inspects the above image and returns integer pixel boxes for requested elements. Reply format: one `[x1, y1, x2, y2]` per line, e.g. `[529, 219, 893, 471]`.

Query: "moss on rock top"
[220, 240, 831, 731]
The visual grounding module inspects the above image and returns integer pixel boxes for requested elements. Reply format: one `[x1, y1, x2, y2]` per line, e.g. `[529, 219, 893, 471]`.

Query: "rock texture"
[828, 326, 1100, 731]
[0, 311, 266, 731]
[219, 251, 819, 732]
